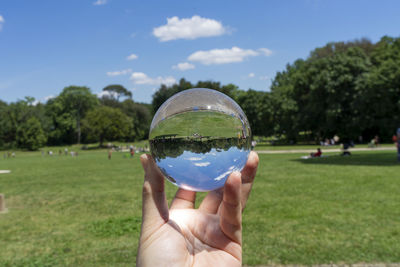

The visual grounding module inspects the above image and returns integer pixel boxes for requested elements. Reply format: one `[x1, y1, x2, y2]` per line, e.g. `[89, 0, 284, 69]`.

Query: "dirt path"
[256, 147, 396, 154]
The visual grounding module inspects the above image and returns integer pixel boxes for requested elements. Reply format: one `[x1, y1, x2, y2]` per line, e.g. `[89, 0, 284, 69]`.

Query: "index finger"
[240, 151, 259, 211]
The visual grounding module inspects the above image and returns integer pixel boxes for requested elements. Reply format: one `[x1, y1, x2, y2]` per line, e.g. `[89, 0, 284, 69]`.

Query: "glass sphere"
[149, 88, 252, 192]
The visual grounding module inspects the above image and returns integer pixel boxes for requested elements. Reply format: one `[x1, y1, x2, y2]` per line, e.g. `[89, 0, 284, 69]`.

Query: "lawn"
[253, 142, 396, 151]
[0, 148, 399, 266]
[149, 110, 245, 139]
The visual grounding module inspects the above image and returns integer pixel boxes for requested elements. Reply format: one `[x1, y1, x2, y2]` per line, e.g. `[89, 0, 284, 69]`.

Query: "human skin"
[136, 151, 259, 267]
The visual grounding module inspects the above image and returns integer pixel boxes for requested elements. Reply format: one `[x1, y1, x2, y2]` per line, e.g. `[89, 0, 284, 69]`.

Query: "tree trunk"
[99, 135, 103, 147]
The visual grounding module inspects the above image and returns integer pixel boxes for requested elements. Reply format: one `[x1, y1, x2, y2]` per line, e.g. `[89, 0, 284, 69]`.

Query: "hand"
[137, 151, 259, 267]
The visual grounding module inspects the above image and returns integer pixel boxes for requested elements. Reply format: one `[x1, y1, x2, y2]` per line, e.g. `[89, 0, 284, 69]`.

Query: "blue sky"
[1, 0, 399, 104]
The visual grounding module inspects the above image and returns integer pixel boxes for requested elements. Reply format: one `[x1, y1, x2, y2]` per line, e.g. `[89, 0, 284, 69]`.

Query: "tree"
[102, 84, 132, 101]
[151, 78, 245, 114]
[121, 99, 152, 140]
[356, 36, 400, 140]
[237, 89, 273, 136]
[0, 100, 9, 149]
[57, 86, 98, 144]
[16, 117, 47, 150]
[82, 106, 132, 147]
[270, 44, 372, 143]
[45, 97, 76, 145]
[151, 79, 187, 113]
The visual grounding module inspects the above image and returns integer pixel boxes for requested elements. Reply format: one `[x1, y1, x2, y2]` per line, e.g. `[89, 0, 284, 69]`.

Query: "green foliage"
[16, 117, 47, 150]
[82, 106, 132, 146]
[119, 100, 151, 141]
[270, 36, 400, 143]
[237, 89, 273, 136]
[55, 86, 99, 144]
[0, 100, 9, 148]
[151, 78, 243, 114]
[0, 98, 48, 149]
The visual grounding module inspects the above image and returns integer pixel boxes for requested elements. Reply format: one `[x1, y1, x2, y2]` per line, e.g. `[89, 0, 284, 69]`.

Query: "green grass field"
[149, 110, 245, 139]
[1, 148, 400, 266]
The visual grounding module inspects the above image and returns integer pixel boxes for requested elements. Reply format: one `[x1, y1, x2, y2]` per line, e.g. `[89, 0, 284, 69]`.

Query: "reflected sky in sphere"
[156, 146, 249, 192]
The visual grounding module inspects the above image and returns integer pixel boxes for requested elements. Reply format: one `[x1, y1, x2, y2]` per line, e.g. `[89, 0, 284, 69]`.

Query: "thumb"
[139, 154, 169, 236]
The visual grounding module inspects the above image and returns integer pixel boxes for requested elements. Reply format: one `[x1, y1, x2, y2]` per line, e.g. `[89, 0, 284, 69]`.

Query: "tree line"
[1, 35, 399, 150]
[0, 85, 152, 150]
[152, 36, 400, 144]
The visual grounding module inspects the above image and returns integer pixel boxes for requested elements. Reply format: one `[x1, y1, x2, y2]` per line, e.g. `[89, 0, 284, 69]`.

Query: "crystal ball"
[149, 88, 252, 192]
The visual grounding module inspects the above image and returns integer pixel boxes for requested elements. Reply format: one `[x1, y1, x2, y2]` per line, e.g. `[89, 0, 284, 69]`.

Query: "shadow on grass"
[292, 151, 400, 166]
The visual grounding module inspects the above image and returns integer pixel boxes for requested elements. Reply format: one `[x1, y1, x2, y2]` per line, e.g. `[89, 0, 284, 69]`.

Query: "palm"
[141, 208, 241, 266]
[137, 152, 259, 267]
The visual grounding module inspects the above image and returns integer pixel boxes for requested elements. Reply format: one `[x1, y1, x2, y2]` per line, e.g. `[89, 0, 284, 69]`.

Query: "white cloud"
[106, 69, 132, 76]
[93, 0, 107, 5]
[172, 62, 195, 71]
[44, 95, 55, 101]
[185, 157, 203, 161]
[248, 73, 255, 78]
[126, 53, 138, 61]
[194, 162, 211, 167]
[214, 170, 232, 181]
[31, 100, 40, 106]
[153, 15, 227, 42]
[130, 72, 176, 86]
[0, 15, 4, 31]
[29, 95, 55, 105]
[259, 75, 269, 80]
[188, 46, 273, 65]
[258, 48, 273, 56]
[188, 46, 257, 65]
[98, 90, 118, 98]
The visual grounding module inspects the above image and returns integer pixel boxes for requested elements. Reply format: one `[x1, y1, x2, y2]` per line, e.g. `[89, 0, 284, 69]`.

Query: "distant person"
[108, 150, 112, 160]
[369, 138, 376, 148]
[251, 140, 257, 149]
[64, 148, 68, 156]
[392, 134, 397, 144]
[324, 138, 330, 146]
[334, 135, 340, 143]
[310, 148, 322, 157]
[341, 143, 351, 156]
[374, 135, 380, 147]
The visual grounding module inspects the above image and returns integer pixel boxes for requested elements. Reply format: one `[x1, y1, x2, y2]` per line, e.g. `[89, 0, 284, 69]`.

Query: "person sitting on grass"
[310, 148, 322, 158]
[341, 142, 352, 156]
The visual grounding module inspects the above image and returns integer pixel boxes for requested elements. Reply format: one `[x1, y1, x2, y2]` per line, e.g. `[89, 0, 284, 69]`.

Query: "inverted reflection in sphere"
[149, 88, 252, 192]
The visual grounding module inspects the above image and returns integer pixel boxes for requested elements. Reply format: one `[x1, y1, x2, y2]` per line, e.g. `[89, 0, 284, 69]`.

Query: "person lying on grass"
[310, 148, 322, 158]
